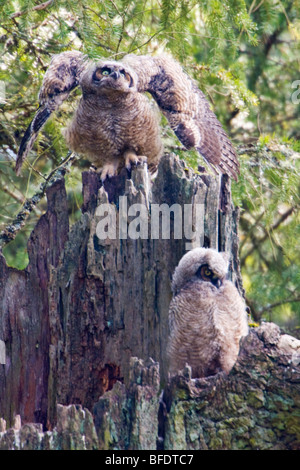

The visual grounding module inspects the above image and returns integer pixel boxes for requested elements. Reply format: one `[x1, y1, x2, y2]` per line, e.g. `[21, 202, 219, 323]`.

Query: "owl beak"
[111, 71, 120, 80]
[216, 279, 222, 288]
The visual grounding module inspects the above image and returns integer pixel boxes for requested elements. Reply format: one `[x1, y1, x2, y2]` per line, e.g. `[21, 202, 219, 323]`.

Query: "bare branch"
[259, 297, 300, 315]
[0, 152, 76, 248]
[2, 185, 26, 205]
[11, 0, 54, 19]
[241, 205, 298, 266]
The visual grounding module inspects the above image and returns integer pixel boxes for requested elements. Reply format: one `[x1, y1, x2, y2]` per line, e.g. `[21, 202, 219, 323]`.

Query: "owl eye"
[93, 67, 112, 82]
[93, 68, 105, 81]
[197, 265, 212, 281]
[204, 267, 212, 277]
[101, 68, 111, 76]
[197, 264, 221, 287]
[120, 70, 126, 77]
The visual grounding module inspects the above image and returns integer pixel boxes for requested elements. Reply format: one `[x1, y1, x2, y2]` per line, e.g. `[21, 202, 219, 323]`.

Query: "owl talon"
[100, 161, 119, 181]
[124, 151, 147, 170]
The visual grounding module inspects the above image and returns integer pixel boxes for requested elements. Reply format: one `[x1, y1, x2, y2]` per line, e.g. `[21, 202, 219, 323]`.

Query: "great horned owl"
[16, 51, 239, 180]
[167, 248, 249, 378]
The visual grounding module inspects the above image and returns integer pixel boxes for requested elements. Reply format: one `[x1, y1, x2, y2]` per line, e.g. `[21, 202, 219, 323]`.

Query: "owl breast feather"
[63, 92, 163, 167]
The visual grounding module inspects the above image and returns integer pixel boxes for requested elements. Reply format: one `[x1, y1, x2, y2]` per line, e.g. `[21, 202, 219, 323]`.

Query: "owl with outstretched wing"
[16, 51, 239, 181]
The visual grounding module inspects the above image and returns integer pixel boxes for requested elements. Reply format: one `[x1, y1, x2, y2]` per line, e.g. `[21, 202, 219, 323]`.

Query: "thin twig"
[239, 210, 265, 251]
[11, 0, 54, 19]
[2, 186, 27, 205]
[259, 297, 300, 315]
[0, 152, 76, 248]
[241, 205, 298, 265]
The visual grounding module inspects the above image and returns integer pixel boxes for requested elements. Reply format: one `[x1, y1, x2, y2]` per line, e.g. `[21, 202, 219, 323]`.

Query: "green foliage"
[0, 0, 299, 327]
[232, 139, 300, 327]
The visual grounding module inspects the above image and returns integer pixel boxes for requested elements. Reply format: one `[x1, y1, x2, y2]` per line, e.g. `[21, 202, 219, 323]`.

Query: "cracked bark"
[1, 153, 299, 450]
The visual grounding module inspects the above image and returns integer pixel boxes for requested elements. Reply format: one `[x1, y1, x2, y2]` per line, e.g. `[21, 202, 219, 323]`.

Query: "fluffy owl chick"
[63, 60, 163, 180]
[167, 248, 249, 378]
[17, 51, 240, 180]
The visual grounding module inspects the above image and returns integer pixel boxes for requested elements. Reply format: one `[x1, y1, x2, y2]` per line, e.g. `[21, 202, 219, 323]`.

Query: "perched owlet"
[16, 51, 239, 181]
[167, 248, 249, 378]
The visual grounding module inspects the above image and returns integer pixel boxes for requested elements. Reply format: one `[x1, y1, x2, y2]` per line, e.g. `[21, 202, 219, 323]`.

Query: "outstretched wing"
[123, 54, 239, 180]
[16, 50, 88, 175]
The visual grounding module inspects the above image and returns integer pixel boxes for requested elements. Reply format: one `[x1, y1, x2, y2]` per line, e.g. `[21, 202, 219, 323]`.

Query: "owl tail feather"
[15, 106, 51, 175]
[196, 146, 239, 182]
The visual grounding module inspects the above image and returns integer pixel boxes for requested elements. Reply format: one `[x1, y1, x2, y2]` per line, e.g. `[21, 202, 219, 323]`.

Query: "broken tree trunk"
[0, 326, 299, 450]
[0, 153, 299, 450]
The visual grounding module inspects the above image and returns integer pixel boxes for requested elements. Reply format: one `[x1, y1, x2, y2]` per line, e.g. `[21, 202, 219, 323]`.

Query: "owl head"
[172, 248, 230, 295]
[80, 60, 137, 94]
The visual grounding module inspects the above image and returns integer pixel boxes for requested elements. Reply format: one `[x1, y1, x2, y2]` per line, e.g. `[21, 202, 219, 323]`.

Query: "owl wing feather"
[123, 54, 239, 180]
[16, 51, 88, 175]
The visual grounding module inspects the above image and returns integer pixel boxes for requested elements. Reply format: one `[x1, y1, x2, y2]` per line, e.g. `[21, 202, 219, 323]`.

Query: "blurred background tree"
[0, 0, 299, 331]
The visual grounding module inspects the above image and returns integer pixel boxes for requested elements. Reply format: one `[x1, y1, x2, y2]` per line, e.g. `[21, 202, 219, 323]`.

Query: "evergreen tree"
[0, 0, 299, 328]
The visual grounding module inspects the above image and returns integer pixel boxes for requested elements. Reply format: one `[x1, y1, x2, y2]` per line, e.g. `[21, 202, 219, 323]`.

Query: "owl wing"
[123, 54, 239, 180]
[16, 51, 88, 175]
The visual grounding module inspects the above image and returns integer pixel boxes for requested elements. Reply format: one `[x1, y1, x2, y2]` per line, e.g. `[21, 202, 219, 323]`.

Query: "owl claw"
[124, 151, 147, 170]
[100, 161, 119, 181]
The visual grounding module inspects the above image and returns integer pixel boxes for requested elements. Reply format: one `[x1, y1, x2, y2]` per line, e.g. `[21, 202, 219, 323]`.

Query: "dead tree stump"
[1, 153, 298, 450]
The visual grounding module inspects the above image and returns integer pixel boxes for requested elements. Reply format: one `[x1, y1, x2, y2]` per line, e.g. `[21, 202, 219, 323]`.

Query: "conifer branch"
[0, 152, 76, 249]
[11, 0, 54, 19]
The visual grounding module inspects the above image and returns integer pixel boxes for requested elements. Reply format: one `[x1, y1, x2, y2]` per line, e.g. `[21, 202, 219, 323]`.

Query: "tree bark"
[162, 322, 300, 450]
[0, 325, 299, 450]
[1, 153, 299, 450]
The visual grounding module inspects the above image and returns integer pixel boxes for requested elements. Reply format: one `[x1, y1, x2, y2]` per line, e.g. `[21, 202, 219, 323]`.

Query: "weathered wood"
[0, 153, 243, 434]
[162, 323, 300, 450]
[0, 404, 98, 450]
[0, 180, 69, 429]
[93, 357, 160, 450]
[47, 154, 241, 425]
[0, 326, 299, 450]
